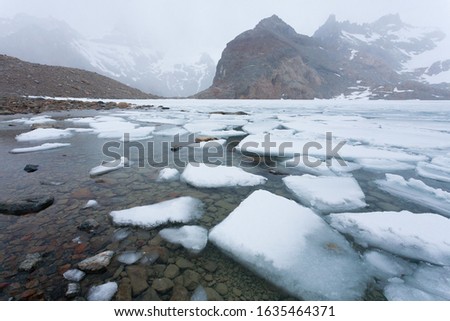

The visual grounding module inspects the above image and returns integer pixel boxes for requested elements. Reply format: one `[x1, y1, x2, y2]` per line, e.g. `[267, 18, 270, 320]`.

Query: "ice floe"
[15, 128, 74, 142]
[209, 190, 369, 300]
[376, 174, 450, 216]
[363, 250, 415, 281]
[236, 133, 427, 162]
[87, 282, 118, 301]
[157, 168, 180, 182]
[329, 211, 450, 265]
[181, 163, 267, 188]
[243, 120, 281, 134]
[9, 142, 71, 154]
[82, 200, 98, 209]
[384, 264, 450, 300]
[110, 196, 203, 229]
[116, 251, 143, 265]
[355, 158, 415, 171]
[7, 115, 56, 125]
[63, 269, 86, 282]
[159, 225, 208, 253]
[283, 175, 366, 213]
[89, 157, 129, 177]
[416, 162, 450, 183]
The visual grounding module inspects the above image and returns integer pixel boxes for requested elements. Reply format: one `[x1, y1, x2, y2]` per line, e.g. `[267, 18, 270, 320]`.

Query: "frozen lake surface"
[1, 99, 450, 301]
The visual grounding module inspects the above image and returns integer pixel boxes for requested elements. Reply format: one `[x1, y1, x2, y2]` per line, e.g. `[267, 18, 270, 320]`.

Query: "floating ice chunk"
[157, 168, 180, 182]
[197, 130, 247, 138]
[15, 128, 74, 142]
[384, 282, 444, 301]
[431, 155, 450, 168]
[191, 285, 208, 301]
[63, 269, 86, 282]
[191, 139, 227, 149]
[209, 190, 369, 300]
[184, 121, 227, 133]
[110, 196, 203, 229]
[8, 115, 56, 125]
[376, 174, 450, 216]
[282, 156, 336, 176]
[243, 120, 281, 134]
[112, 228, 131, 242]
[329, 211, 450, 265]
[356, 158, 415, 171]
[117, 251, 143, 265]
[181, 163, 267, 188]
[159, 225, 208, 253]
[283, 175, 366, 213]
[119, 126, 155, 141]
[153, 126, 189, 137]
[87, 282, 118, 301]
[83, 200, 98, 209]
[89, 118, 138, 139]
[363, 250, 415, 280]
[416, 162, 450, 183]
[236, 134, 427, 162]
[89, 157, 129, 177]
[9, 143, 71, 154]
[403, 264, 450, 300]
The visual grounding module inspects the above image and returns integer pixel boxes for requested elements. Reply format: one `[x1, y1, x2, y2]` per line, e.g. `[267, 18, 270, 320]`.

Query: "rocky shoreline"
[0, 96, 140, 115]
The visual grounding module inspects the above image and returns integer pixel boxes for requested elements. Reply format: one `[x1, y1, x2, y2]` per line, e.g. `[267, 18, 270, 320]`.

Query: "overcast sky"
[1, 0, 449, 61]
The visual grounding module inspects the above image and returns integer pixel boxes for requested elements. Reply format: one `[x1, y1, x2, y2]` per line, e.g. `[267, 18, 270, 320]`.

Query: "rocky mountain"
[0, 54, 154, 99]
[197, 14, 450, 99]
[0, 14, 215, 97]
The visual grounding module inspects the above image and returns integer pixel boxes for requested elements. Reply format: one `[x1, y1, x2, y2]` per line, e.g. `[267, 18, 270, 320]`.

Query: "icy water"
[1, 99, 450, 301]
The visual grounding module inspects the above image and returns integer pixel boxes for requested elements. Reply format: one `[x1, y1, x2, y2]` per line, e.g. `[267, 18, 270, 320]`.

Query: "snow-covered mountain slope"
[314, 14, 450, 87]
[0, 15, 215, 97]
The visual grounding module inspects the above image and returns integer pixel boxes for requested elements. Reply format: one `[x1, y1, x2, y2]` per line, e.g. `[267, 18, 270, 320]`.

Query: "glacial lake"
[1, 99, 449, 301]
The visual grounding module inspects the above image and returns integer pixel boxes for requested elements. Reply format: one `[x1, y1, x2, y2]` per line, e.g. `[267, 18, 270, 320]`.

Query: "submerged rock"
[66, 283, 80, 299]
[24, 164, 39, 173]
[77, 251, 114, 272]
[18, 253, 42, 272]
[0, 195, 54, 215]
[78, 219, 99, 232]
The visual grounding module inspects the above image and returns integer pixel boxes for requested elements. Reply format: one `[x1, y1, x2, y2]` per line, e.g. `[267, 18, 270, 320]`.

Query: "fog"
[1, 0, 449, 61]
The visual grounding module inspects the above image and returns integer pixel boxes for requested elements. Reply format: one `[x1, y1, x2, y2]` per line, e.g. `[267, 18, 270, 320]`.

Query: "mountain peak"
[255, 15, 297, 37]
[372, 13, 404, 29]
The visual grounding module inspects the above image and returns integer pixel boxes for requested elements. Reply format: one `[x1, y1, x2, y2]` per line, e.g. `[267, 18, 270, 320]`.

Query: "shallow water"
[1, 101, 449, 301]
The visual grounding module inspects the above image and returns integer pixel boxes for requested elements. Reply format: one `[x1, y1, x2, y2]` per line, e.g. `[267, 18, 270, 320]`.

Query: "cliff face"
[196, 15, 450, 100]
[0, 54, 156, 99]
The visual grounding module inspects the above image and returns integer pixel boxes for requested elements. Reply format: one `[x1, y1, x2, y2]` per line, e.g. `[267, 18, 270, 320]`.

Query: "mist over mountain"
[197, 14, 450, 99]
[0, 14, 215, 97]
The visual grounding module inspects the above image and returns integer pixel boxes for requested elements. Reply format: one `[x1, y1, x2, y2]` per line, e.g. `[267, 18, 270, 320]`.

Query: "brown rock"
[152, 278, 174, 294]
[170, 285, 189, 301]
[70, 188, 94, 199]
[183, 270, 201, 291]
[205, 287, 223, 301]
[164, 264, 180, 279]
[141, 288, 161, 301]
[116, 278, 132, 301]
[126, 265, 149, 296]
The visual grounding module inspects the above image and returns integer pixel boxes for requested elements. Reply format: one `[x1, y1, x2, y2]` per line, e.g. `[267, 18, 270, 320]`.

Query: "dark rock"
[24, 164, 39, 173]
[78, 218, 99, 231]
[176, 257, 194, 270]
[203, 261, 218, 273]
[164, 264, 180, 279]
[141, 288, 161, 301]
[205, 287, 223, 301]
[183, 270, 201, 291]
[215, 283, 228, 296]
[0, 195, 54, 215]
